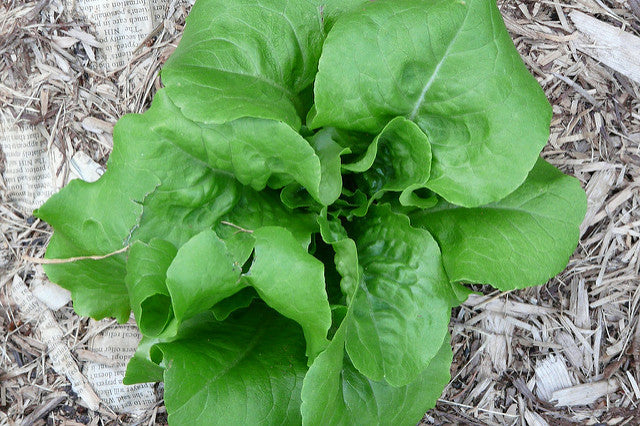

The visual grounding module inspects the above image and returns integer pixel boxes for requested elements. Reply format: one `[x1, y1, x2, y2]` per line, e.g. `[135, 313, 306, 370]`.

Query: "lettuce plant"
[35, 0, 586, 424]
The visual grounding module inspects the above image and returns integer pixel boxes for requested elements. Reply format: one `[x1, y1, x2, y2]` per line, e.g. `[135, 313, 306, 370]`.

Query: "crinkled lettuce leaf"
[345, 206, 461, 386]
[302, 327, 453, 426]
[411, 158, 587, 290]
[312, 0, 552, 207]
[158, 305, 308, 426]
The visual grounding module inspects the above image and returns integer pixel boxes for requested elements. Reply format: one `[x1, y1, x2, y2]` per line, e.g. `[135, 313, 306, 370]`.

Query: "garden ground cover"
[1, 0, 640, 424]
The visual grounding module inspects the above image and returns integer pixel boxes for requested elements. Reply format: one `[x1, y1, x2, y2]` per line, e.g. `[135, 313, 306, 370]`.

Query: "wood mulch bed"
[2, 0, 640, 424]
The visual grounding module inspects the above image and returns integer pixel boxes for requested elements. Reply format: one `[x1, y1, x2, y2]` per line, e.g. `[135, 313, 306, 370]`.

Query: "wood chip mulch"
[2, 0, 640, 425]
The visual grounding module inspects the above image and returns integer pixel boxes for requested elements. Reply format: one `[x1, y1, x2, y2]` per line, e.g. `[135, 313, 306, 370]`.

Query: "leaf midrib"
[175, 63, 298, 104]
[422, 192, 575, 224]
[407, 7, 471, 121]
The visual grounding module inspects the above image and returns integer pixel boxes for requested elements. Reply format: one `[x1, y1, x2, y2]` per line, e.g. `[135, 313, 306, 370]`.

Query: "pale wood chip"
[51, 36, 79, 50]
[570, 11, 640, 84]
[75, 348, 119, 367]
[535, 355, 574, 401]
[556, 331, 585, 371]
[482, 313, 514, 374]
[465, 294, 556, 317]
[625, 370, 640, 399]
[552, 379, 619, 406]
[524, 410, 550, 426]
[580, 167, 617, 236]
[81, 116, 114, 135]
[63, 28, 102, 48]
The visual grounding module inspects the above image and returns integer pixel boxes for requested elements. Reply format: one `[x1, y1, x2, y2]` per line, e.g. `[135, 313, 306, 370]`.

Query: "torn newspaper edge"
[71, 0, 170, 71]
[9, 275, 101, 411]
[84, 320, 157, 414]
[0, 116, 103, 214]
[0, 117, 55, 213]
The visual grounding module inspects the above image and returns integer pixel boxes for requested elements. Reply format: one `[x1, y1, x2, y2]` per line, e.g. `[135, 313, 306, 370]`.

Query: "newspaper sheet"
[0, 119, 54, 213]
[73, 0, 170, 70]
[84, 321, 157, 414]
[10, 276, 101, 411]
[0, 116, 104, 213]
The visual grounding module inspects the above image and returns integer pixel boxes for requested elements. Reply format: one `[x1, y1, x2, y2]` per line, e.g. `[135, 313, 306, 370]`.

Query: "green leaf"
[312, 0, 551, 207]
[210, 287, 259, 321]
[158, 305, 308, 426]
[125, 239, 177, 336]
[246, 226, 331, 358]
[123, 335, 165, 384]
[162, 0, 327, 129]
[166, 229, 245, 323]
[345, 116, 433, 207]
[317, 210, 360, 299]
[301, 326, 452, 425]
[411, 158, 586, 290]
[306, 128, 351, 206]
[346, 206, 457, 385]
[217, 119, 328, 203]
[216, 186, 319, 249]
